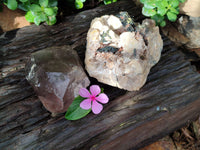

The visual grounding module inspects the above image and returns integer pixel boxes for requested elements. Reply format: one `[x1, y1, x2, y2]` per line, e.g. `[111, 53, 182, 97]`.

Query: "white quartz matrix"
[85, 12, 163, 91]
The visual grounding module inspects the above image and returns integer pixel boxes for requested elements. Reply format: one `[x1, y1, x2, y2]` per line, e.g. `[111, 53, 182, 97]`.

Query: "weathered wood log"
[0, 0, 200, 149]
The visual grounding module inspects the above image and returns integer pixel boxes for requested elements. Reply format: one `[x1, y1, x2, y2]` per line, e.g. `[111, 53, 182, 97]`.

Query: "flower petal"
[92, 101, 103, 114]
[90, 85, 101, 97]
[79, 88, 91, 98]
[80, 99, 91, 110]
[96, 93, 109, 104]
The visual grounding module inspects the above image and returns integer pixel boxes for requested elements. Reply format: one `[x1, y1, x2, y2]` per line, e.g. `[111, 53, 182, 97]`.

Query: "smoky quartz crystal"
[25, 45, 90, 113]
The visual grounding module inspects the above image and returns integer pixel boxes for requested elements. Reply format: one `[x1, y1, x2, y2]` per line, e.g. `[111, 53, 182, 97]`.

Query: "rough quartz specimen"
[25, 46, 90, 113]
[85, 12, 163, 91]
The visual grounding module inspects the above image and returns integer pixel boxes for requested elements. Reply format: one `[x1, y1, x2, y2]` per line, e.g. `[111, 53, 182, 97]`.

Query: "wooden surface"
[0, 0, 200, 149]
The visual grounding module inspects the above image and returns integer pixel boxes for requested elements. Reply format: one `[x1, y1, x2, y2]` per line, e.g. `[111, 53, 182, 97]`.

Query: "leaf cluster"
[2, 0, 118, 25]
[140, 0, 186, 27]
[4, 0, 58, 25]
[74, 0, 117, 9]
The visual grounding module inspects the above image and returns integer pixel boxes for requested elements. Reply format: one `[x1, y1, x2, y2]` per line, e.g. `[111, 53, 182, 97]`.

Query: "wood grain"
[0, 0, 200, 149]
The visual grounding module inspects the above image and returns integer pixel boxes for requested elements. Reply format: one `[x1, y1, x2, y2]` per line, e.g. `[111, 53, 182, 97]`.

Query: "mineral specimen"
[85, 12, 163, 91]
[178, 16, 200, 49]
[179, 0, 200, 17]
[25, 46, 90, 113]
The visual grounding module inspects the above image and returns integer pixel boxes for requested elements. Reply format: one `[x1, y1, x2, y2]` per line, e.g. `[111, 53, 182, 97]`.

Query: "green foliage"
[104, 0, 117, 5]
[4, 0, 58, 25]
[7, 0, 17, 10]
[65, 96, 91, 120]
[74, 0, 117, 9]
[75, 0, 85, 9]
[2, 0, 117, 25]
[140, 0, 186, 27]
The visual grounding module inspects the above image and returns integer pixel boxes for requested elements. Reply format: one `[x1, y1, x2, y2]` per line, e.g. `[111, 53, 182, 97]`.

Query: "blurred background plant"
[140, 0, 186, 27]
[0, 0, 117, 26]
[2, 0, 58, 25]
[1, 0, 186, 27]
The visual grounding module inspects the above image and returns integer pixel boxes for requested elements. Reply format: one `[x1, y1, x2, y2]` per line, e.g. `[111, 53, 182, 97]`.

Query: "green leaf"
[34, 16, 42, 25]
[25, 11, 35, 22]
[144, 1, 156, 9]
[169, 7, 179, 14]
[101, 88, 104, 93]
[160, 0, 168, 7]
[104, 0, 117, 4]
[151, 14, 164, 25]
[7, 0, 18, 10]
[179, 0, 186, 3]
[18, 3, 29, 11]
[48, 0, 58, 7]
[104, 0, 111, 5]
[46, 15, 56, 25]
[157, 6, 167, 16]
[19, 0, 28, 2]
[142, 7, 156, 17]
[65, 96, 91, 120]
[39, 0, 48, 7]
[170, 0, 179, 8]
[30, 0, 39, 3]
[140, 0, 145, 4]
[30, 4, 41, 13]
[167, 12, 177, 22]
[38, 12, 48, 22]
[32, 12, 47, 25]
[155, 0, 168, 8]
[44, 8, 54, 16]
[53, 7, 58, 12]
[75, 0, 83, 9]
[160, 20, 166, 27]
[104, 0, 110, 4]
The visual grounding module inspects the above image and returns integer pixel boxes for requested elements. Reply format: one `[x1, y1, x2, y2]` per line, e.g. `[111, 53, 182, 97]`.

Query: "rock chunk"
[178, 16, 200, 49]
[179, 0, 200, 17]
[85, 12, 163, 91]
[25, 46, 90, 113]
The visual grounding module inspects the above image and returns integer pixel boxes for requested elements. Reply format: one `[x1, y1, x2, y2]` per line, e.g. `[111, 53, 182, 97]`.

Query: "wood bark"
[0, 0, 200, 149]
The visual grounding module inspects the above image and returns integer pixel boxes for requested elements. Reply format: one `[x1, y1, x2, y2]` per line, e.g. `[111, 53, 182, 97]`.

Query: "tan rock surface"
[0, 5, 31, 32]
[178, 16, 200, 49]
[85, 12, 163, 91]
[180, 0, 200, 17]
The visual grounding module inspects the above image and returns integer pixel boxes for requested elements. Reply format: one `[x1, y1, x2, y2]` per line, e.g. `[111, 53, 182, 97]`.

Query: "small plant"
[140, 0, 186, 27]
[2, 0, 117, 25]
[103, 0, 117, 5]
[3, 0, 58, 25]
[74, 0, 85, 9]
[75, 0, 117, 9]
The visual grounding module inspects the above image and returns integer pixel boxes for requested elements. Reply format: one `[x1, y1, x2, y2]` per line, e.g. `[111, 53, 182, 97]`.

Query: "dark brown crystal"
[25, 46, 90, 113]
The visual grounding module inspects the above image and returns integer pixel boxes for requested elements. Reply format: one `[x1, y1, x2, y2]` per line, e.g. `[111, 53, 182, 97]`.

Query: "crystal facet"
[25, 46, 90, 113]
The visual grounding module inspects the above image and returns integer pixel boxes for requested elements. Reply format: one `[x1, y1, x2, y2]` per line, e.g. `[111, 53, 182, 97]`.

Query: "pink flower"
[79, 85, 109, 114]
